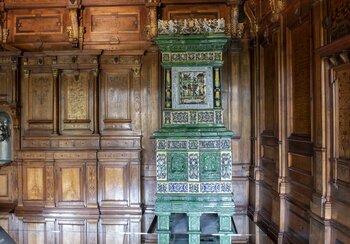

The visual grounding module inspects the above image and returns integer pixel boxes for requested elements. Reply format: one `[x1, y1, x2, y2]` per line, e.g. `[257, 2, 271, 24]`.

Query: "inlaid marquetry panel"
[61, 168, 81, 201]
[83, 6, 145, 45]
[26, 168, 44, 201]
[28, 73, 53, 121]
[23, 71, 54, 135]
[288, 17, 312, 136]
[100, 69, 134, 134]
[337, 68, 350, 160]
[7, 9, 69, 44]
[60, 70, 94, 134]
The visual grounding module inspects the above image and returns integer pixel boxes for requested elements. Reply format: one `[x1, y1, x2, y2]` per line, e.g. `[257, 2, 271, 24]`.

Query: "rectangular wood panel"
[104, 224, 127, 244]
[104, 167, 125, 201]
[91, 13, 139, 33]
[27, 223, 45, 244]
[26, 167, 44, 200]
[100, 69, 135, 134]
[8, 9, 69, 44]
[15, 15, 62, 35]
[262, 41, 276, 132]
[0, 175, 8, 197]
[60, 224, 84, 244]
[105, 72, 130, 120]
[61, 168, 81, 201]
[28, 73, 53, 122]
[83, 6, 144, 44]
[60, 70, 95, 134]
[337, 68, 350, 160]
[290, 18, 312, 136]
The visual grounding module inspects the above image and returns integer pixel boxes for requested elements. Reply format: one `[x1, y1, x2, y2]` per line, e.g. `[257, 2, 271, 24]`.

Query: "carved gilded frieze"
[158, 18, 225, 35]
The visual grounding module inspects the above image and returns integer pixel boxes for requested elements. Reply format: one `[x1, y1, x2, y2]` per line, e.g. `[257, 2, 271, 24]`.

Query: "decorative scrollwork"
[0, 119, 10, 142]
[158, 18, 225, 35]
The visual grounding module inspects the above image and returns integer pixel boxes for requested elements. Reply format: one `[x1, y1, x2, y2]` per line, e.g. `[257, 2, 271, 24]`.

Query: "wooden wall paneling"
[82, 6, 148, 50]
[0, 51, 20, 105]
[97, 151, 141, 215]
[4, 0, 66, 9]
[23, 219, 46, 244]
[81, 0, 144, 7]
[57, 219, 86, 244]
[46, 50, 101, 136]
[160, 3, 229, 21]
[99, 217, 141, 244]
[139, 46, 159, 233]
[256, 25, 280, 240]
[99, 51, 143, 149]
[59, 69, 94, 134]
[21, 52, 56, 138]
[330, 64, 350, 242]
[0, 164, 17, 209]
[285, 2, 314, 242]
[6, 8, 71, 50]
[22, 161, 45, 207]
[225, 39, 251, 212]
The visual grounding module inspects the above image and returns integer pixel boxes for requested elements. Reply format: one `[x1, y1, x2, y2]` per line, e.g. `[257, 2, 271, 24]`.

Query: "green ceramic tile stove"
[154, 18, 235, 244]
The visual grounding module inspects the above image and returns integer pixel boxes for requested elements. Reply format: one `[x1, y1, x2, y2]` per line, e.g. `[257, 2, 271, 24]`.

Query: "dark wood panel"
[337, 67, 350, 160]
[288, 16, 312, 136]
[261, 40, 276, 133]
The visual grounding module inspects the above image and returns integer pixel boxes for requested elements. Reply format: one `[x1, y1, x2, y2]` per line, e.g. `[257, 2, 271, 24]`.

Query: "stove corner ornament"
[154, 18, 235, 244]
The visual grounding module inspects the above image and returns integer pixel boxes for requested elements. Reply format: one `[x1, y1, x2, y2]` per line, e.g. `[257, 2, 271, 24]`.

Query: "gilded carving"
[158, 18, 225, 35]
[65, 72, 88, 120]
[67, 9, 79, 47]
[132, 67, 140, 78]
[146, 6, 158, 40]
[243, 0, 259, 35]
[269, 0, 286, 22]
[230, 5, 244, 38]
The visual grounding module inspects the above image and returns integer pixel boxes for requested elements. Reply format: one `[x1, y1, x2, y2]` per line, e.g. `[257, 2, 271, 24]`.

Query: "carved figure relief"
[179, 71, 207, 105]
[158, 18, 225, 35]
